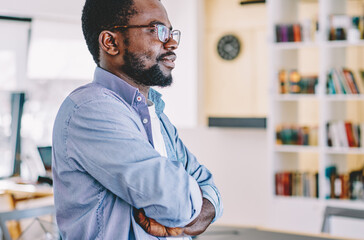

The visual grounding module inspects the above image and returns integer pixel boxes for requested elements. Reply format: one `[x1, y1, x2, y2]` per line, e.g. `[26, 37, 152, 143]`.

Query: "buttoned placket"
[134, 93, 154, 147]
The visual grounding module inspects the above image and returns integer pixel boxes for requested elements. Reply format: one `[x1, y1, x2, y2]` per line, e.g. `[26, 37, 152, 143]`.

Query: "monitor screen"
[0, 92, 25, 178]
[37, 146, 52, 171]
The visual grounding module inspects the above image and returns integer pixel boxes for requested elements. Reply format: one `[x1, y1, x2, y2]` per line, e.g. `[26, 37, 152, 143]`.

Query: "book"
[342, 68, 358, 94]
[308, 172, 317, 198]
[336, 68, 351, 94]
[358, 70, 364, 93]
[332, 121, 349, 147]
[353, 70, 364, 94]
[275, 25, 282, 42]
[352, 123, 360, 147]
[281, 25, 288, 42]
[287, 24, 294, 42]
[282, 172, 292, 196]
[330, 68, 343, 94]
[347, 69, 360, 93]
[302, 126, 310, 145]
[275, 172, 284, 195]
[329, 122, 341, 147]
[293, 24, 302, 42]
[326, 73, 336, 94]
[361, 123, 364, 148]
[326, 123, 332, 146]
[344, 122, 356, 147]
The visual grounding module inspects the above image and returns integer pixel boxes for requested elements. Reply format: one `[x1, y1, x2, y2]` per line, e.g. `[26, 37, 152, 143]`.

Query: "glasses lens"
[172, 30, 181, 45]
[157, 25, 170, 43]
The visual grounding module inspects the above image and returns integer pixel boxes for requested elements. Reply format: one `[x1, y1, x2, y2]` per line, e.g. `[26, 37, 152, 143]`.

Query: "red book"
[282, 172, 292, 196]
[343, 69, 358, 94]
[293, 24, 301, 42]
[344, 122, 356, 147]
[275, 173, 283, 196]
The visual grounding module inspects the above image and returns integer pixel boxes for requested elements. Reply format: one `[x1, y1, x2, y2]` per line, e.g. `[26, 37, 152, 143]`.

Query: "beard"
[121, 49, 173, 87]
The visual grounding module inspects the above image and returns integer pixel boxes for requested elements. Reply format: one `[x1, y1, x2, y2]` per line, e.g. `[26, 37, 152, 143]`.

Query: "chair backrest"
[321, 206, 364, 234]
[0, 205, 56, 240]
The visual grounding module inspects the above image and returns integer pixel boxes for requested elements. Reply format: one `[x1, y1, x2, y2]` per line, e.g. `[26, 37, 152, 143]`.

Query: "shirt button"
[136, 96, 142, 102]
[143, 118, 148, 124]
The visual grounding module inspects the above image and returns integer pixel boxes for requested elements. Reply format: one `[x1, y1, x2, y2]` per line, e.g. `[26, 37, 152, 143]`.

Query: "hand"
[134, 208, 183, 237]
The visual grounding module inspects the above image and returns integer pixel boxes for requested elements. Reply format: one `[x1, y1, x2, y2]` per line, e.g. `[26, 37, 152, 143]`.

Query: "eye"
[149, 27, 157, 33]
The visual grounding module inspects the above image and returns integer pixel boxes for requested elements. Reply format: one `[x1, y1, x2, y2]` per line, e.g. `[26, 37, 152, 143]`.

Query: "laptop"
[37, 146, 53, 185]
[37, 146, 52, 171]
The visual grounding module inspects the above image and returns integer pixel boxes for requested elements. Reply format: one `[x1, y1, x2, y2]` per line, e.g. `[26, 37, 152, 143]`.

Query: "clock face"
[217, 35, 241, 60]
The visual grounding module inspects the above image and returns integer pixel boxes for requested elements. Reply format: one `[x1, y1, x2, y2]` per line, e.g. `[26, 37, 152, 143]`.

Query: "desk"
[0, 178, 53, 239]
[196, 225, 348, 240]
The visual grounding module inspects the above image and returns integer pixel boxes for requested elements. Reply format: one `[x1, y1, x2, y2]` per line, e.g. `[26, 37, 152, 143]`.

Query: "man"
[52, 0, 223, 239]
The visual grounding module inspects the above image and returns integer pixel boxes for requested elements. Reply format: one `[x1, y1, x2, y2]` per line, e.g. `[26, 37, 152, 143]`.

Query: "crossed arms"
[68, 98, 223, 237]
[134, 198, 216, 237]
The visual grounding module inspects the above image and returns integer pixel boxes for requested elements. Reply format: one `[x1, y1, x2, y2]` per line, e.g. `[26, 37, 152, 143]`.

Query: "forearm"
[182, 198, 215, 236]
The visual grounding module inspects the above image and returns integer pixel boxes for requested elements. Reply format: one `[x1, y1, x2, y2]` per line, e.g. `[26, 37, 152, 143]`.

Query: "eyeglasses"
[112, 24, 181, 45]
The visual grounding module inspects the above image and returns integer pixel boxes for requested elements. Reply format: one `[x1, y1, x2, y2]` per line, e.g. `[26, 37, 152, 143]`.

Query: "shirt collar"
[93, 67, 165, 114]
[148, 88, 165, 115]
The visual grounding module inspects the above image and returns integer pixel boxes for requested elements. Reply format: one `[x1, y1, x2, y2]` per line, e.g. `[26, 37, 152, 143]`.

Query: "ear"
[99, 30, 121, 56]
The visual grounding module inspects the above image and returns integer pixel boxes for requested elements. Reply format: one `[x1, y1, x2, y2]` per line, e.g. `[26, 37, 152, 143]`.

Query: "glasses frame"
[112, 24, 181, 45]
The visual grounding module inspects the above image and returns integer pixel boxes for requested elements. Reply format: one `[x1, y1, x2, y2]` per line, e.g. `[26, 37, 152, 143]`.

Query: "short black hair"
[81, 0, 137, 64]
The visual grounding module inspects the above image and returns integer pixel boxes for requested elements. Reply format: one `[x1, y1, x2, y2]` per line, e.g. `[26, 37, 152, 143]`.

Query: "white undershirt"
[148, 101, 168, 158]
[147, 101, 188, 240]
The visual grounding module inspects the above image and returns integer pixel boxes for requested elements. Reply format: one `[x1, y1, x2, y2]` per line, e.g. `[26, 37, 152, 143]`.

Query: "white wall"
[179, 127, 269, 227]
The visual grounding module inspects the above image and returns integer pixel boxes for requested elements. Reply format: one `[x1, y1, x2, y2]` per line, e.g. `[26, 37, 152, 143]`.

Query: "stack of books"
[275, 171, 319, 198]
[276, 125, 318, 146]
[275, 19, 317, 43]
[326, 121, 363, 148]
[326, 68, 364, 94]
[279, 69, 318, 94]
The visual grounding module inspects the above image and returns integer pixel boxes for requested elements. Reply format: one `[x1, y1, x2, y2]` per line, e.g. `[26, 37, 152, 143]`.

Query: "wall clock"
[217, 34, 241, 61]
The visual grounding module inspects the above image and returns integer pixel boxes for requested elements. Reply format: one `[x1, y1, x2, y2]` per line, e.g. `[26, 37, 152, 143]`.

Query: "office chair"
[0, 205, 58, 240]
[321, 206, 364, 234]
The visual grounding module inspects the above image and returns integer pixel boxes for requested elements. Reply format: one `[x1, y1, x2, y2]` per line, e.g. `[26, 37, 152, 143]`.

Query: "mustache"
[157, 52, 176, 61]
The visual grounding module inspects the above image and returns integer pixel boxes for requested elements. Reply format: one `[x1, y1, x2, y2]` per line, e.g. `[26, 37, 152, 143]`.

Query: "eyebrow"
[149, 20, 173, 30]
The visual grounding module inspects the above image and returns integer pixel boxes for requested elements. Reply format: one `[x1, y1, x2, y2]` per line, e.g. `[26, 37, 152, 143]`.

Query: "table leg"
[4, 193, 21, 239]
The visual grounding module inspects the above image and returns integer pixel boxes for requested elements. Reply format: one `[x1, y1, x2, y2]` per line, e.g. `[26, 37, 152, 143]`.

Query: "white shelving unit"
[267, 0, 364, 234]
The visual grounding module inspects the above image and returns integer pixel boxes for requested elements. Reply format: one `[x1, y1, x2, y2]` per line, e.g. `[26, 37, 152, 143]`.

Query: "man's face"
[119, 0, 178, 87]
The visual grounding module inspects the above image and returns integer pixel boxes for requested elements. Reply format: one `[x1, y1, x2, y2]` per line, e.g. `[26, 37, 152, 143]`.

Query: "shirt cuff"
[200, 185, 223, 223]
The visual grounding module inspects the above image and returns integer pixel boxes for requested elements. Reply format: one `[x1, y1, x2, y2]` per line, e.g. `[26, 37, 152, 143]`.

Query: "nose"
[164, 37, 178, 50]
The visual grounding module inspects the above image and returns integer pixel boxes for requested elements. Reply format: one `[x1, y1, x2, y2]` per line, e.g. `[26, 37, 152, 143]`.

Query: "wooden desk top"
[0, 178, 53, 198]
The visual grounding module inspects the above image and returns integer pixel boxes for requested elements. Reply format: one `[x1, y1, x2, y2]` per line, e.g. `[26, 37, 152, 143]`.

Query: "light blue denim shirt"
[52, 67, 223, 240]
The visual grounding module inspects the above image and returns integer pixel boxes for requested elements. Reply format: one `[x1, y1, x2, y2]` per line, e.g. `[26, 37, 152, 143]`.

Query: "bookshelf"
[267, 0, 364, 233]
